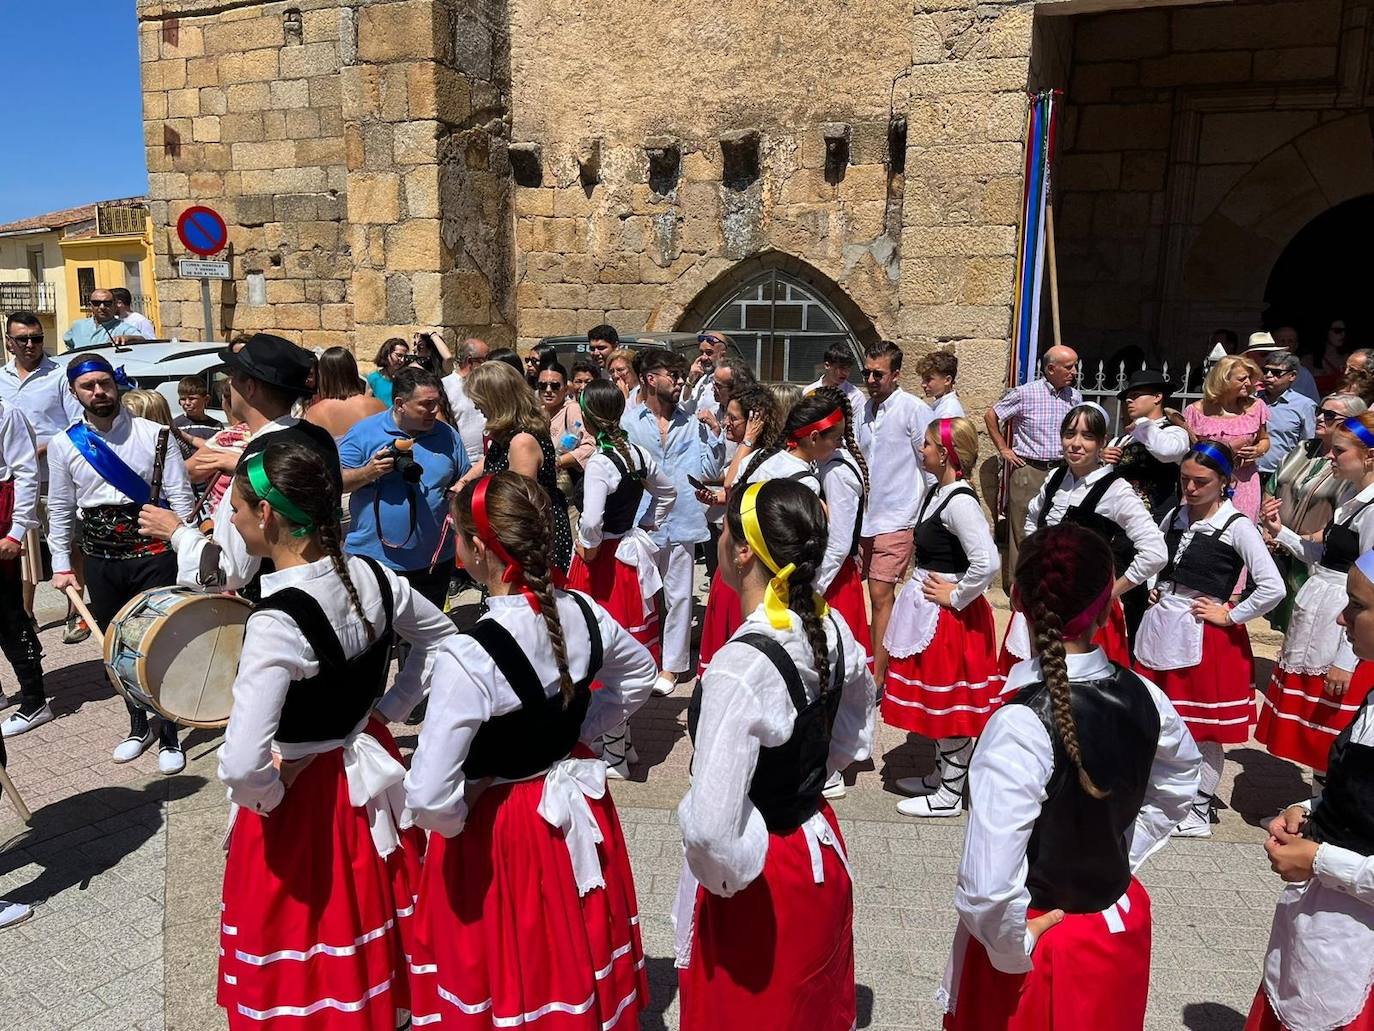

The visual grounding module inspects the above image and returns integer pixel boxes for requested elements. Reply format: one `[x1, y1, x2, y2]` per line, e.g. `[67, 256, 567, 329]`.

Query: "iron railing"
[95, 204, 147, 237]
[1074, 359, 1205, 437]
[0, 282, 58, 315]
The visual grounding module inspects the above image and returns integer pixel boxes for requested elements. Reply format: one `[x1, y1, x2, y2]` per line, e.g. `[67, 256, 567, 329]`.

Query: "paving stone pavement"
[0, 583, 1314, 1030]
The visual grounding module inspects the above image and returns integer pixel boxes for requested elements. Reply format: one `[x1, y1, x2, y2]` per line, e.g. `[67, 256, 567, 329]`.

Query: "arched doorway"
[1264, 194, 1374, 356]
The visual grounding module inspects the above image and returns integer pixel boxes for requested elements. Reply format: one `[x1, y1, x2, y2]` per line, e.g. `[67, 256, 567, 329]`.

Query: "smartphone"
[687, 475, 708, 491]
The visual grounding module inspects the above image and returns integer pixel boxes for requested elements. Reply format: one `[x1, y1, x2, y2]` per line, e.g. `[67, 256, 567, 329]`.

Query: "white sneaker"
[0, 900, 32, 929]
[893, 773, 940, 797]
[1170, 809, 1213, 838]
[897, 788, 963, 818]
[158, 746, 187, 776]
[1, 703, 53, 738]
[821, 771, 846, 799]
[652, 673, 677, 697]
[112, 730, 155, 764]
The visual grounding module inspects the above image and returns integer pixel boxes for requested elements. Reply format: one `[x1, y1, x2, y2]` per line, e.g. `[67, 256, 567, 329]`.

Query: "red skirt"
[218, 719, 424, 1030]
[997, 599, 1132, 677]
[944, 877, 1151, 1031]
[1245, 985, 1374, 1030]
[567, 548, 661, 664]
[697, 570, 743, 677]
[679, 804, 854, 1030]
[1138, 620, 1256, 744]
[824, 556, 872, 666]
[883, 597, 1004, 738]
[410, 762, 648, 1029]
[1256, 664, 1374, 771]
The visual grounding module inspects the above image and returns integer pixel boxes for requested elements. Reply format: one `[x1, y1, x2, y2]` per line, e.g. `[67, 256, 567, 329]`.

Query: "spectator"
[683, 331, 729, 415]
[193, 378, 251, 519]
[62, 288, 146, 350]
[1346, 348, 1373, 378]
[588, 324, 619, 371]
[411, 330, 452, 377]
[110, 288, 156, 340]
[1262, 327, 1321, 402]
[537, 361, 594, 501]
[1257, 352, 1317, 477]
[523, 342, 558, 388]
[170, 376, 223, 458]
[439, 337, 490, 465]
[607, 348, 641, 408]
[1183, 355, 1271, 522]
[983, 345, 1082, 591]
[1304, 318, 1349, 391]
[339, 365, 470, 609]
[804, 342, 863, 409]
[305, 347, 385, 441]
[367, 337, 411, 406]
[697, 355, 757, 578]
[570, 358, 599, 395]
[0, 383, 46, 736]
[1207, 328, 1240, 363]
[486, 347, 525, 376]
[121, 389, 173, 425]
[916, 350, 964, 419]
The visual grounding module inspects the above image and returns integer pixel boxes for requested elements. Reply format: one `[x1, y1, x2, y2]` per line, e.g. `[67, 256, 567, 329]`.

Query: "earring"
[258, 522, 266, 529]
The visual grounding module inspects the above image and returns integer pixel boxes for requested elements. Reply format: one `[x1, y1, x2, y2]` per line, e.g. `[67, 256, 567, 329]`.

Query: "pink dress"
[1183, 400, 1269, 522]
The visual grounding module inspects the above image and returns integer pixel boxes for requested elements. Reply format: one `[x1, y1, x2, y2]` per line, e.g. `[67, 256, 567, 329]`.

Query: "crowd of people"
[0, 303, 1368, 1030]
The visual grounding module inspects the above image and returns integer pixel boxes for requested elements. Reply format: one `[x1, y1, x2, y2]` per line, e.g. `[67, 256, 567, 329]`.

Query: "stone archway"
[1264, 193, 1374, 351]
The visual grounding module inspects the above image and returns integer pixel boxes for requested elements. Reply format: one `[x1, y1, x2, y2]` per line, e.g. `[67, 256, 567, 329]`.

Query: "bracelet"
[742, 438, 755, 448]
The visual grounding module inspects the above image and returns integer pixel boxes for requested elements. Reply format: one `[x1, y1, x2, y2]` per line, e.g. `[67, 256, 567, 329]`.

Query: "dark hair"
[1013, 524, 1110, 799]
[454, 472, 575, 703]
[373, 337, 408, 373]
[1182, 440, 1235, 482]
[110, 287, 133, 307]
[1060, 403, 1107, 444]
[570, 358, 599, 381]
[918, 351, 958, 379]
[392, 364, 442, 402]
[832, 388, 870, 494]
[5, 311, 40, 334]
[1264, 351, 1301, 375]
[236, 442, 367, 638]
[823, 343, 855, 369]
[728, 383, 780, 450]
[635, 347, 684, 378]
[314, 346, 366, 401]
[579, 379, 633, 466]
[725, 478, 832, 688]
[741, 389, 846, 483]
[1211, 328, 1239, 351]
[538, 362, 568, 385]
[487, 347, 525, 375]
[588, 324, 619, 346]
[177, 375, 209, 397]
[715, 355, 757, 391]
[864, 340, 903, 372]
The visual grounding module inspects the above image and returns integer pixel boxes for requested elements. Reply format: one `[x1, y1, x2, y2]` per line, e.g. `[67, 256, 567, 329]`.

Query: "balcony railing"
[96, 204, 147, 237]
[0, 282, 57, 315]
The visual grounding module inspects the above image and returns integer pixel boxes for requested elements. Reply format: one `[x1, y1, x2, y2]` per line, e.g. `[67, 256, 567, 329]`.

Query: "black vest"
[1319, 500, 1370, 574]
[1307, 696, 1374, 856]
[461, 592, 603, 781]
[1114, 422, 1180, 517]
[1038, 467, 1137, 577]
[1009, 665, 1162, 913]
[688, 618, 845, 833]
[601, 446, 648, 537]
[914, 485, 977, 575]
[255, 556, 395, 744]
[1160, 508, 1245, 600]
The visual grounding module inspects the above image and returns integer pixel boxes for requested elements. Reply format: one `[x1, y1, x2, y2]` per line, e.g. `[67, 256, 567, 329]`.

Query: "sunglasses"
[862, 369, 885, 379]
[1262, 367, 1290, 376]
[6, 334, 43, 345]
[537, 381, 563, 391]
[89, 299, 113, 307]
[650, 369, 686, 382]
[696, 333, 721, 345]
[1319, 409, 1346, 423]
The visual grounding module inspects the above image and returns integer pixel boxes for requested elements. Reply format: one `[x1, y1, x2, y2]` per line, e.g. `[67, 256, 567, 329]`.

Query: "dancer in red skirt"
[566, 378, 676, 779]
[1259, 412, 1374, 775]
[942, 523, 1200, 1031]
[883, 417, 1001, 818]
[405, 471, 658, 1031]
[1244, 548, 1374, 1031]
[677, 478, 875, 1030]
[1001, 404, 1166, 673]
[1136, 442, 1284, 837]
[211, 442, 456, 1029]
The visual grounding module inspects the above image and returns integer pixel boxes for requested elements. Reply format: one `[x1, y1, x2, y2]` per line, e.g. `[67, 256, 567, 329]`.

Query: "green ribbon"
[244, 451, 314, 538]
[596, 431, 616, 452]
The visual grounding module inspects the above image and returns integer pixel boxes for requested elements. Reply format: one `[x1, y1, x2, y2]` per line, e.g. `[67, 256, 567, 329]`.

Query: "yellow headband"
[739, 481, 829, 630]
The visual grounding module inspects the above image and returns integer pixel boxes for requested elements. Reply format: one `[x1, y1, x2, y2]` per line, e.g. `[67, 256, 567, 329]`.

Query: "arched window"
[701, 269, 865, 383]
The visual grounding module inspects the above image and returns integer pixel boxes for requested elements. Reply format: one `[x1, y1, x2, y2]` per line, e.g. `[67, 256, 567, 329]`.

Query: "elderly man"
[1346, 349, 1373, 377]
[1257, 352, 1317, 476]
[984, 345, 1082, 591]
[1265, 327, 1321, 402]
[440, 336, 489, 465]
[683, 330, 729, 416]
[61, 288, 146, 351]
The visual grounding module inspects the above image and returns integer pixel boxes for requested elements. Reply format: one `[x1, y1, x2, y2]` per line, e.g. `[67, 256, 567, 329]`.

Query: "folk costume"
[216, 533, 454, 1029]
[0, 399, 48, 738]
[817, 447, 872, 667]
[405, 479, 658, 1030]
[940, 648, 1201, 1031]
[676, 481, 876, 1030]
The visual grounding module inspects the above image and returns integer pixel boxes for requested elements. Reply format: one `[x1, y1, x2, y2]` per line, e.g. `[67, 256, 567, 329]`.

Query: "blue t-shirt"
[339, 410, 469, 572]
[367, 369, 395, 407]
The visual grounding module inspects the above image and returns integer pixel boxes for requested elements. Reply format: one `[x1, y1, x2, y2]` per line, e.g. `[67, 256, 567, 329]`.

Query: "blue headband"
[66, 357, 130, 389]
[1343, 418, 1374, 448]
[1356, 549, 1374, 582]
[1189, 442, 1233, 478]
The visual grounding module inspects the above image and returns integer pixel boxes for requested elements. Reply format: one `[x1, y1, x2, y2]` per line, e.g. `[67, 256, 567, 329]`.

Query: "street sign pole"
[201, 278, 214, 343]
[176, 207, 230, 342]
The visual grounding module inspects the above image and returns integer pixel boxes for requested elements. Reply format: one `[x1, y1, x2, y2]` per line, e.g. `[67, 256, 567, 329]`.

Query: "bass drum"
[102, 587, 251, 729]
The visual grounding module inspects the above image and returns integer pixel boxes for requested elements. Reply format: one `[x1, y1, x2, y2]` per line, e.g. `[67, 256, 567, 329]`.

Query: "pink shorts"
[860, 531, 913, 584]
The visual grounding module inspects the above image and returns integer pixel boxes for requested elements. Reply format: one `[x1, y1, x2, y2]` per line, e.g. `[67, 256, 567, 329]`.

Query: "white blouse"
[1109, 416, 1190, 463]
[217, 555, 456, 814]
[817, 450, 864, 594]
[1276, 481, 1374, 567]
[744, 449, 822, 494]
[1023, 463, 1167, 586]
[918, 482, 999, 611]
[405, 591, 658, 838]
[576, 443, 676, 549]
[1161, 501, 1285, 623]
[678, 605, 875, 897]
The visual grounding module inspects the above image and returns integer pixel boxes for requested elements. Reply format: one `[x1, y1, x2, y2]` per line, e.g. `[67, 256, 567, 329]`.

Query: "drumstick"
[0, 764, 32, 824]
[149, 427, 171, 506]
[63, 586, 101, 636]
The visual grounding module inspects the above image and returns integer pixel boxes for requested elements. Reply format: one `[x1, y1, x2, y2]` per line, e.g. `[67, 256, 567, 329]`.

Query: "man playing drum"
[47, 355, 197, 774]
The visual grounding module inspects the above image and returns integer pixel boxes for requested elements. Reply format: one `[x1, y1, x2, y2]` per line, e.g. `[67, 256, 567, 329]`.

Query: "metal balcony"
[0, 282, 58, 315]
[96, 205, 147, 237]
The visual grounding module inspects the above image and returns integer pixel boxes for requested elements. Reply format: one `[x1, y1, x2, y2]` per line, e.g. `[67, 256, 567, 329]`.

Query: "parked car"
[51, 338, 228, 421]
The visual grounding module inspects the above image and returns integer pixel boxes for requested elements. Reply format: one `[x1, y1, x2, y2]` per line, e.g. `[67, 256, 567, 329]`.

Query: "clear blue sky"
[0, 3, 148, 224]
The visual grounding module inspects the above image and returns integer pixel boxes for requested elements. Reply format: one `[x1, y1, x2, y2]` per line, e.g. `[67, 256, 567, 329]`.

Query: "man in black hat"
[138, 333, 339, 590]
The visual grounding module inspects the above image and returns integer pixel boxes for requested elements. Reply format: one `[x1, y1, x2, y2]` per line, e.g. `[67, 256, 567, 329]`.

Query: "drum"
[102, 588, 252, 729]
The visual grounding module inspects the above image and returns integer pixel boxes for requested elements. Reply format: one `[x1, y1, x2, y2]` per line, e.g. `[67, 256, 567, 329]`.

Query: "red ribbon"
[471, 476, 565, 613]
[1062, 579, 1114, 639]
[939, 419, 963, 479]
[788, 407, 844, 446]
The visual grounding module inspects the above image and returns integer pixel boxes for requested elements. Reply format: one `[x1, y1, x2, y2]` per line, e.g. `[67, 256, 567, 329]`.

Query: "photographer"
[339, 365, 470, 608]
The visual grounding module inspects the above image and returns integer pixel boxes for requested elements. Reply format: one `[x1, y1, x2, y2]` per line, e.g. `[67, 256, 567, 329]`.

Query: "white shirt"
[684, 373, 718, 419]
[1162, 501, 1285, 623]
[441, 370, 486, 465]
[217, 556, 455, 814]
[927, 391, 965, 420]
[949, 649, 1200, 984]
[405, 591, 658, 838]
[122, 311, 157, 339]
[46, 409, 197, 573]
[803, 377, 864, 410]
[1109, 416, 1190, 463]
[1278, 482, 1374, 568]
[918, 481, 999, 610]
[0, 402, 39, 542]
[577, 444, 676, 549]
[855, 388, 934, 536]
[1024, 463, 1167, 586]
[0, 357, 83, 479]
[818, 450, 865, 594]
[678, 605, 875, 896]
[744, 449, 822, 494]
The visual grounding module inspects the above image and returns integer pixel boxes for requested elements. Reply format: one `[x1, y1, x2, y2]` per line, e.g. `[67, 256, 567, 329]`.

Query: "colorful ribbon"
[1342, 418, 1374, 448]
[788, 407, 844, 446]
[1062, 579, 1114, 640]
[938, 420, 963, 479]
[1189, 442, 1233, 478]
[66, 356, 131, 389]
[244, 451, 315, 538]
[471, 475, 564, 613]
[739, 481, 828, 630]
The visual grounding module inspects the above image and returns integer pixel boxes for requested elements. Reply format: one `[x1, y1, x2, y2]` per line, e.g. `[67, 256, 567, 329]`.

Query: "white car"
[52, 339, 228, 421]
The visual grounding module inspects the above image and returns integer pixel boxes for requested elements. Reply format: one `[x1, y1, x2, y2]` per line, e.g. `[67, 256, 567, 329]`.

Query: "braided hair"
[1013, 523, 1111, 799]
[578, 378, 637, 472]
[725, 478, 832, 689]
[454, 472, 575, 705]
[235, 441, 373, 642]
[833, 390, 869, 494]
[740, 390, 846, 484]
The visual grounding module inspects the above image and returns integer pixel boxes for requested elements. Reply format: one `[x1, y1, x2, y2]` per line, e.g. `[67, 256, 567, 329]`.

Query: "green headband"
[244, 451, 314, 538]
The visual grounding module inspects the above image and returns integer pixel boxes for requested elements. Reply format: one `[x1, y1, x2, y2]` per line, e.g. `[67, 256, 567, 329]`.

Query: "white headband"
[1356, 550, 1374, 582]
[1075, 401, 1111, 423]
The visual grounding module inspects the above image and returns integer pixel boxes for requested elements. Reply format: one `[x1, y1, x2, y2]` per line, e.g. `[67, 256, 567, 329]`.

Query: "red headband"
[788, 407, 844, 446]
[471, 476, 564, 613]
[939, 420, 963, 479]
[1062, 579, 1114, 639]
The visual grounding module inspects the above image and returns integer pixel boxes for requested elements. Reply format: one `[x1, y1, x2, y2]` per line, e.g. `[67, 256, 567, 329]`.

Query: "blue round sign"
[177, 205, 228, 257]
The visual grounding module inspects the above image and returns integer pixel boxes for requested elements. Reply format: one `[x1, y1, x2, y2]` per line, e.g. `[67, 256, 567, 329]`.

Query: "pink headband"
[939, 420, 963, 479]
[1062, 579, 1114, 639]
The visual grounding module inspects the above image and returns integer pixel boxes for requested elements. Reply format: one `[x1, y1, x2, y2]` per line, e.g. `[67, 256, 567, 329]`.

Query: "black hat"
[219, 333, 316, 396]
[1117, 368, 1172, 401]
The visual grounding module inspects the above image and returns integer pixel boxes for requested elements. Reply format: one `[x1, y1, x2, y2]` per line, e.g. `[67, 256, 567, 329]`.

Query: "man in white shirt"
[440, 336, 490, 464]
[917, 350, 965, 419]
[855, 341, 934, 685]
[804, 342, 864, 410]
[0, 399, 49, 738]
[111, 288, 156, 340]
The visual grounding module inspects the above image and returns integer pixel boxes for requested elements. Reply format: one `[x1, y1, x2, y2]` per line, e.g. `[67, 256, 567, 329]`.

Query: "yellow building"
[0, 198, 160, 344]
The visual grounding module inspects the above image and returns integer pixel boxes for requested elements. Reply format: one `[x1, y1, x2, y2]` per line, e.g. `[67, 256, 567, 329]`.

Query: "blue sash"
[65, 423, 153, 506]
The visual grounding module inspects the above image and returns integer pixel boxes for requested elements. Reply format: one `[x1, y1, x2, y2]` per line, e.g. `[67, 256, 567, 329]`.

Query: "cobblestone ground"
[0, 584, 1309, 1030]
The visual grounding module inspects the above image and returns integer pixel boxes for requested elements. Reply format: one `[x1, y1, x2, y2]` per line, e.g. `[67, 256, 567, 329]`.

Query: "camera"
[382, 438, 423, 483]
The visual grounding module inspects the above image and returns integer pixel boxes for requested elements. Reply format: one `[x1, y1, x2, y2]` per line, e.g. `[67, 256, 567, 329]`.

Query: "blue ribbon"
[67, 357, 131, 390]
[1189, 441, 1233, 478]
[65, 423, 153, 506]
[1343, 418, 1374, 448]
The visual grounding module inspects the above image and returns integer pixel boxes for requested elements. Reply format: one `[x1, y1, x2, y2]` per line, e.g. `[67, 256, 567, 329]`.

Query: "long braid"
[319, 520, 375, 643]
[1030, 599, 1104, 798]
[788, 542, 831, 691]
[837, 393, 870, 493]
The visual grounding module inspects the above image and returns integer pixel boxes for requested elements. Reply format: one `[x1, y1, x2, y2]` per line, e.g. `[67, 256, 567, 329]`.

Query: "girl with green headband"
[677, 476, 874, 1030]
[215, 440, 455, 1029]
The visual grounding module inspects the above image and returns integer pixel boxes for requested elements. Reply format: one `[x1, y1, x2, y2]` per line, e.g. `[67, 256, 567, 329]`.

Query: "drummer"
[46, 354, 197, 774]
